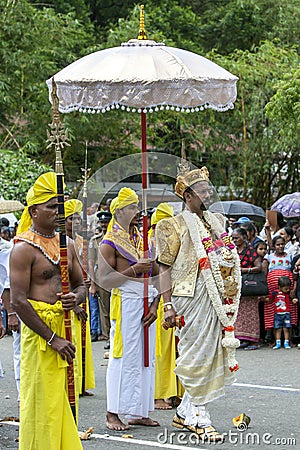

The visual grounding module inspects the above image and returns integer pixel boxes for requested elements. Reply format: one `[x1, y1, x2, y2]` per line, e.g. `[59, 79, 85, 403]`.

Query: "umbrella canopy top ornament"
[47, 5, 238, 115]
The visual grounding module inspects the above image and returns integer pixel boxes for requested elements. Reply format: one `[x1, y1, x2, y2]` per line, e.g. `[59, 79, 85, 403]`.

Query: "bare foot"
[155, 399, 172, 410]
[128, 417, 160, 426]
[106, 412, 130, 431]
[79, 390, 94, 397]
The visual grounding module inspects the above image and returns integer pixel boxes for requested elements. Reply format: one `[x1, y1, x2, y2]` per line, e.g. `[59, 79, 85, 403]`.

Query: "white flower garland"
[182, 209, 241, 372]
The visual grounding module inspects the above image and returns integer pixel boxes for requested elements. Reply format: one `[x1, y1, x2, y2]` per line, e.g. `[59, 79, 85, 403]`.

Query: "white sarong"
[106, 280, 157, 418]
[174, 275, 235, 406]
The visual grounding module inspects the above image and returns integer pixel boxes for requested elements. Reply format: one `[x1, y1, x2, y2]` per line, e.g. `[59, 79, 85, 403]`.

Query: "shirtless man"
[10, 172, 85, 450]
[99, 187, 160, 431]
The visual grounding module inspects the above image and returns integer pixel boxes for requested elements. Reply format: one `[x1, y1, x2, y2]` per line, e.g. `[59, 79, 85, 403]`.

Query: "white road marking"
[0, 423, 205, 449]
[233, 382, 300, 392]
[91, 432, 205, 449]
[0, 421, 19, 426]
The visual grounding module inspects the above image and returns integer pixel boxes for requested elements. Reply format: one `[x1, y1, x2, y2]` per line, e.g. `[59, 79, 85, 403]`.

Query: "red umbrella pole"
[141, 111, 149, 367]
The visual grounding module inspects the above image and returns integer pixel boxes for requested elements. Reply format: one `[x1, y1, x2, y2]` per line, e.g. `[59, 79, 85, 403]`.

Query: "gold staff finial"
[46, 78, 70, 175]
[78, 142, 91, 198]
[138, 5, 147, 40]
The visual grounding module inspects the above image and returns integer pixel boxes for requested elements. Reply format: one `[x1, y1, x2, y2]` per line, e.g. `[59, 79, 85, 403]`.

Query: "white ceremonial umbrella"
[46, 38, 237, 113]
[46, 6, 239, 365]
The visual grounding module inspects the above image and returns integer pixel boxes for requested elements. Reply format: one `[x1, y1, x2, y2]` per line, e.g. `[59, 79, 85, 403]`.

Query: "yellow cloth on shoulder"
[64, 199, 83, 218]
[110, 288, 123, 358]
[19, 300, 82, 450]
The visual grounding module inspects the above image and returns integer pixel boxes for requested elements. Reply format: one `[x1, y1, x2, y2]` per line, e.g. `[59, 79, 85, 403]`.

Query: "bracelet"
[164, 302, 174, 312]
[131, 265, 136, 277]
[47, 332, 56, 346]
[248, 268, 252, 273]
[7, 312, 17, 316]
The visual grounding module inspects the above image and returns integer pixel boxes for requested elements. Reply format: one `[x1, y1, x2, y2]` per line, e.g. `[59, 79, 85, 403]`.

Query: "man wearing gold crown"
[156, 164, 241, 443]
[10, 172, 85, 450]
[99, 187, 160, 431]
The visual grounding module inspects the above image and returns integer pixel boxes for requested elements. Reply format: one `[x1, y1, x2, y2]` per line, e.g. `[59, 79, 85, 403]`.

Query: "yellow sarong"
[155, 298, 178, 399]
[73, 305, 95, 394]
[19, 300, 82, 450]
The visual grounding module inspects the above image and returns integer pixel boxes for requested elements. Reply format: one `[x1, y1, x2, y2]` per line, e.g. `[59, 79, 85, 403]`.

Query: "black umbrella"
[209, 200, 265, 222]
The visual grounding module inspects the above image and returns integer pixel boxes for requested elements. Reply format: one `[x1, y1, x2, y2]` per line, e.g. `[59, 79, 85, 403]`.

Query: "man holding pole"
[10, 172, 85, 450]
[99, 187, 160, 431]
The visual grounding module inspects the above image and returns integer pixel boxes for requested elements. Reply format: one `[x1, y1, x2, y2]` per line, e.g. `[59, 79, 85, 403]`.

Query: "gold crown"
[175, 165, 210, 199]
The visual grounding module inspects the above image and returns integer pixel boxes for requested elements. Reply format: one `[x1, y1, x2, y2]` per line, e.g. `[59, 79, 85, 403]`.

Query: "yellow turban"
[17, 172, 63, 234]
[151, 203, 174, 226]
[64, 199, 83, 218]
[107, 197, 119, 233]
[117, 187, 138, 210]
[110, 197, 119, 215]
[149, 203, 174, 238]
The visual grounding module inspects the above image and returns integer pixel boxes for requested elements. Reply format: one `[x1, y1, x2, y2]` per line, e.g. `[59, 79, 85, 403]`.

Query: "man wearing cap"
[155, 164, 241, 442]
[10, 172, 85, 450]
[233, 216, 251, 227]
[99, 187, 160, 431]
[65, 199, 95, 397]
[89, 210, 112, 342]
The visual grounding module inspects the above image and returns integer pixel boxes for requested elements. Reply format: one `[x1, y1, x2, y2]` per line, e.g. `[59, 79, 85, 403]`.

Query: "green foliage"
[101, 2, 201, 52]
[0, 0, 94, 157]
[0, 149, 51, 202]
[266, 69, 300, 130]
[196, 42, 300, 204]
[198, 0, 277, 54]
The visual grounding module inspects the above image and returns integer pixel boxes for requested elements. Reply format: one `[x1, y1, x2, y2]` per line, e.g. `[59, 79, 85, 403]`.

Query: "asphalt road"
[0, 335, 299, 450]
